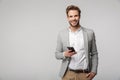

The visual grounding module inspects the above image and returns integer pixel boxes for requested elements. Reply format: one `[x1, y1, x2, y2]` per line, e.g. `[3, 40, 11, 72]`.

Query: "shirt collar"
[68, 26, 82, 33]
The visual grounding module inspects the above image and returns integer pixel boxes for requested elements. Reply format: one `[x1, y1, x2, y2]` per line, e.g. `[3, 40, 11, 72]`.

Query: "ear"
[67, 16, 69, 21]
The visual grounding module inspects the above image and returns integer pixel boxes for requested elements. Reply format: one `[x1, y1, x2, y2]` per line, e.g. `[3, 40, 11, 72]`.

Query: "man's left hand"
[86, 72, 96, 80]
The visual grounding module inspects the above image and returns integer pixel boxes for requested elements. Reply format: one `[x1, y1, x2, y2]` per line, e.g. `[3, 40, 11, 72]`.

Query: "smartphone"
[67, 47, 75, 52]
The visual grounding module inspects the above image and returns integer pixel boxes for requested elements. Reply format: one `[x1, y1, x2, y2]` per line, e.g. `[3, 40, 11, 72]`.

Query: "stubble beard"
[69, 21, 80, 28]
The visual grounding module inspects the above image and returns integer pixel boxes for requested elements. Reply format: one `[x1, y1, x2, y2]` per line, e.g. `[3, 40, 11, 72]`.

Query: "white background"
[0, 0, 120, 80]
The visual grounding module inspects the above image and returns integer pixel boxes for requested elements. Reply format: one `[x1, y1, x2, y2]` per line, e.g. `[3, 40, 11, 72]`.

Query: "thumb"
[86, 73, 90, 78]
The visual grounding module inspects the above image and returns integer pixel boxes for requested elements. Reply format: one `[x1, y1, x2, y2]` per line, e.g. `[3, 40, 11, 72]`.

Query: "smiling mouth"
[71, 21, 77, 24]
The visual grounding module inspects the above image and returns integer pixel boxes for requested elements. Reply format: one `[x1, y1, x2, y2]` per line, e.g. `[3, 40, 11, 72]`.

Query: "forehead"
[68, 10, 79, 15]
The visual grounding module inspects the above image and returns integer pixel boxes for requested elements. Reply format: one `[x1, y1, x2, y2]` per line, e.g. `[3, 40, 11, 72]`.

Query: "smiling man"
[55, 5, 98, 80]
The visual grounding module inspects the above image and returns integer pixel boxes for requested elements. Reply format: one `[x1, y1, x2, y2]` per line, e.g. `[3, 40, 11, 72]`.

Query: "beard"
[69, 20, 79, 27]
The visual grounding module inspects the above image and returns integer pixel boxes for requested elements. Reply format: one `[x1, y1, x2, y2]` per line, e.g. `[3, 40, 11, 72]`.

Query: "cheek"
[67, 18, 71, 22]
[76, 17, 80, 20]
[68, 19, 72, 22]
[68, 17, 71, 20]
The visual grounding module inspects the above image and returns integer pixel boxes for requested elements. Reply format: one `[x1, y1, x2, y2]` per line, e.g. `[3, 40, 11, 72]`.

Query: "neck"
[70, 25, 80, 32]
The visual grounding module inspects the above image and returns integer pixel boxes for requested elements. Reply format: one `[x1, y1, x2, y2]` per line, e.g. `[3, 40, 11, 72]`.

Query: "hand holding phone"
[64, 47, 76, 57]
[67, 47, 75, 52]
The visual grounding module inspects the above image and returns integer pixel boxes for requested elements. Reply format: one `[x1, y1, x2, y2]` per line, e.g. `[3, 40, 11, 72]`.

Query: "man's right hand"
[64, 50, 76, 57]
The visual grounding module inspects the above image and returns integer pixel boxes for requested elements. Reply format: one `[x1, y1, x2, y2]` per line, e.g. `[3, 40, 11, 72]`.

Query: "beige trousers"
[62, 70, 91, 80]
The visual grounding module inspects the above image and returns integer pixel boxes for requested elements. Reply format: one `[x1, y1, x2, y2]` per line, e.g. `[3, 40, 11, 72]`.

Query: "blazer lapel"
[82, 27, 89, 63]
[62, 28, 70, 50]
[65, 28, 70, 47]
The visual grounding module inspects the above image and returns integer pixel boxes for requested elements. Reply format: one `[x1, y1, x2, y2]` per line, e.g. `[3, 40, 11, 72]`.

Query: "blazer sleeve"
[55, 32, 66, 60]
[91, 32, 98, 74]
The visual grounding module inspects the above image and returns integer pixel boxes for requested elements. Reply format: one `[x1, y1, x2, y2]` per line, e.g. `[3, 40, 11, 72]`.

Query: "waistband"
[68, 68, 89, 73]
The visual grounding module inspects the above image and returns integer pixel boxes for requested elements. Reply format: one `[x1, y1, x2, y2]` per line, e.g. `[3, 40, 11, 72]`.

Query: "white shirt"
[68, 27, 87, 70]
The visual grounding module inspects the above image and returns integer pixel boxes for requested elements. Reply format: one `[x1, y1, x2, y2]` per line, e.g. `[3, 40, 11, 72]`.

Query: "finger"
[73, 52, 76, 54]
[68, 50, 72, 52]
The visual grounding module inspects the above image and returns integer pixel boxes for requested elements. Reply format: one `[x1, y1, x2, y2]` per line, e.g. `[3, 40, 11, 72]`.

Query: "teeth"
[72, 21, 76, 23]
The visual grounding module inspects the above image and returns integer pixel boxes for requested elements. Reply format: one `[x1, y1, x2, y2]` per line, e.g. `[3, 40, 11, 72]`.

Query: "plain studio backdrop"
[0, 0, 120, 80]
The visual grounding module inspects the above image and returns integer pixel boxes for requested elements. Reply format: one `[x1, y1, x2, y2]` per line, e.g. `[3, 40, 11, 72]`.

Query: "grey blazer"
[55, 27, 98, 78]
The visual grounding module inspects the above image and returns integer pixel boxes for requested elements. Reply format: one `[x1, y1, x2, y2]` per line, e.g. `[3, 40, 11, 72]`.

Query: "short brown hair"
[66, 5, 81, 16]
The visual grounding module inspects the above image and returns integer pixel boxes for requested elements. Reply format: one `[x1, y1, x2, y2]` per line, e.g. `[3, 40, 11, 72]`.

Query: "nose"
[72, 16, 76, 20]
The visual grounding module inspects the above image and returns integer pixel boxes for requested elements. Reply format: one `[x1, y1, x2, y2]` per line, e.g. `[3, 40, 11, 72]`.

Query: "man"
[55, 5, 98, 80]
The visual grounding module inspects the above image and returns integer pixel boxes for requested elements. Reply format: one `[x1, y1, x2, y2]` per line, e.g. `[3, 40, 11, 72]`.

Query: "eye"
[69, 16, 73, 18]
[74, 15, 78, 17]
